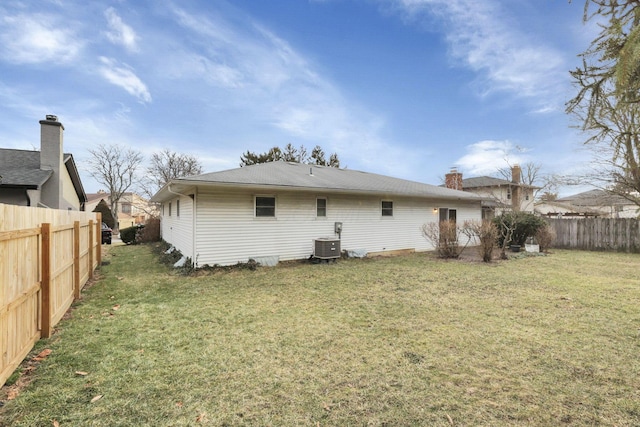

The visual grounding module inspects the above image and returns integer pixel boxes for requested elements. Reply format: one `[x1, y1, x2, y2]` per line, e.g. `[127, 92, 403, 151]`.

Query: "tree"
[240, 144, 340, 167]
[566, 0, 640, 207]
[146, 149, 203, 194]
[87, 143, 143, 228]
[92, 199, 116, 229]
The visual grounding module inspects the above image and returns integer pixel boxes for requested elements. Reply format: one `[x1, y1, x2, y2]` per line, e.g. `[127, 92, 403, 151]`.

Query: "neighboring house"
[151, 161, 484, 267]
[0, 115, 86, 210]
[85, 191, 156, 229]
[543, 189, 639, 219]
[444, 165, 537, 218]
[534, 199, 607, 218]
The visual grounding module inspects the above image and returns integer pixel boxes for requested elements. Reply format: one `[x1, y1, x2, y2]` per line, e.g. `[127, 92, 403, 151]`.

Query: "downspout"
[191, 190, 197, 268]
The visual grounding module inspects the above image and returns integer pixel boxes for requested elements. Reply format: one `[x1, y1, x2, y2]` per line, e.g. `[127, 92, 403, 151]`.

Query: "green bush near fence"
[119, 225, 144, 245]
[494, 212, 546, 247]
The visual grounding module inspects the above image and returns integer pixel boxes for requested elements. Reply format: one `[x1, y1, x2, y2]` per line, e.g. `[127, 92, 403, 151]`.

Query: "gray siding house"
[0, 115, 86, 210]
[152, 162, 484, 266]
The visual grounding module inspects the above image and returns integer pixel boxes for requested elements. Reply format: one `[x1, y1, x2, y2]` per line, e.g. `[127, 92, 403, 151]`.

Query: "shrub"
[120, 225, 144, 245]
[493, 212, 546, 247]
[463, 220, 498, 262]
[422, 221, 464, 258]
[93, 199, 116, 229]
[535, 224, 556, 252]
[138, 218, 161, 243]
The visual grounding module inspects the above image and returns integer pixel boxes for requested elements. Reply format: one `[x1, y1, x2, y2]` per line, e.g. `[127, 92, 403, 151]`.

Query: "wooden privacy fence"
[0, 204, 101, 387]
[546, 218, 640, 253]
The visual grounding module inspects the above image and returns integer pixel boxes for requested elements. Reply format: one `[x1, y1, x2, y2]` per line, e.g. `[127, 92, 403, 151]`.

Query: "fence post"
[74, 221, 80, 300]
[89, 220, 94, 279]
[41, 223, 52, 339]
[96, 213, 102, 268]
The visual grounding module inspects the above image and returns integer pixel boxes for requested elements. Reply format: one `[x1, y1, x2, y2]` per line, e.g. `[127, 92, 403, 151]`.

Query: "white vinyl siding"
[190, 188, 482, 266]
[159, 195, 194, 260]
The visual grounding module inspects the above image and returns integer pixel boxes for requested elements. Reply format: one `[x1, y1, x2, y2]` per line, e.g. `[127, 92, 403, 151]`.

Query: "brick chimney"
[445, 168, 463, 190]
[39, 115, 65, 209]
[511, 164, 522, 184]
[511, 164, 522, 211]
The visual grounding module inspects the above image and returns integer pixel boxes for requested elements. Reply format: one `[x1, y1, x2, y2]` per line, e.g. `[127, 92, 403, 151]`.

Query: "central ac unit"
[313, 238, 341, 259]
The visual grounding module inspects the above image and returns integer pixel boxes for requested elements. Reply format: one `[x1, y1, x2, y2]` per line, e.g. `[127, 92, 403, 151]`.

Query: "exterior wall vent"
[313, 237, 340, 259]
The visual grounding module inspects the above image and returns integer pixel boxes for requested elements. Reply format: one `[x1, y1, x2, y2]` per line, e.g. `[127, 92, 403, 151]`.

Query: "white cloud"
[391, 0, 568, 109]
[456, 140, 526, 176]
[162, 52, 244, 88]
[104, 7, 139, 53]
[0, 13, 82, 64]
[167, 7, 397, 169]
[98, 57, 152, 103]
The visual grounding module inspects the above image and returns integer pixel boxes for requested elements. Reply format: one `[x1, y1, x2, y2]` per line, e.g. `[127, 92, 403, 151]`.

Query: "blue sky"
[0, 0, 597, 195]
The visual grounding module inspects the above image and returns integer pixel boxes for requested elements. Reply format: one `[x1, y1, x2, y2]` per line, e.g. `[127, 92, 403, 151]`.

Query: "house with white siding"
[151, 161, 484, 267]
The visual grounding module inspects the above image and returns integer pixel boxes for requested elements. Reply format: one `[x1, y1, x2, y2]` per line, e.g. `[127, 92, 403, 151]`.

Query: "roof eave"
[151, 179, 485, 203]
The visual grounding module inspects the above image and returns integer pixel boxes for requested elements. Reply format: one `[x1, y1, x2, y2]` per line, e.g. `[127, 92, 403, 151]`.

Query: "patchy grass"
[1, 246, 640, 426]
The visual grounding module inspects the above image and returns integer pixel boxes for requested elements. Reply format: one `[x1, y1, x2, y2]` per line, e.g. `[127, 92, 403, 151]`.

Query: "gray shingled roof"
[557, 189, 630, 206]
[0, 148, 71, 187]
[153, 161, 484, 202]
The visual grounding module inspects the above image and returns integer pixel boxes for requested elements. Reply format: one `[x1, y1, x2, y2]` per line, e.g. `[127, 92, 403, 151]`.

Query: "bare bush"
[535, 224, 556, 253]
[422, 221, 466, 258]
[139, 218, 161, 243]
[463, 220, 498, 262]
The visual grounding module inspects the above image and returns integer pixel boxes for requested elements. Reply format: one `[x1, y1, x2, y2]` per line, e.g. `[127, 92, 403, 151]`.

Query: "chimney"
[39, 115, 65, 209]
[511, 164, 522, 211]
[445, 168, 463, 190]
[511, 164, 522, 184]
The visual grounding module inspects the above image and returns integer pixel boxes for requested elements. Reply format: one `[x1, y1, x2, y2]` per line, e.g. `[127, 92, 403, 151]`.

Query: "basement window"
[382, 200, 393, 217]
[255, 196, 276, 217]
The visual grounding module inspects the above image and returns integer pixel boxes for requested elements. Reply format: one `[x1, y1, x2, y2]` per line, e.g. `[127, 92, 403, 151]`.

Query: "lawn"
[1, 245, 639, 426]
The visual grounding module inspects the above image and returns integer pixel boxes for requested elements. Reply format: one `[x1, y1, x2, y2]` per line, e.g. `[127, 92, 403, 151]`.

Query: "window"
[176, 200, 180, 217]
[506, 187, 512, 200]
[381, 200, 393, 217]
[439, 208, 457, 225]
[316, 198, 327, 217]
[122, 203, 132, 214]
[169, 202, 172, 216]
[255, 196, 276, 217]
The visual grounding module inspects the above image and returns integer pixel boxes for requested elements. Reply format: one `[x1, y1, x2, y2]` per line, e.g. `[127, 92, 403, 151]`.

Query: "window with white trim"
[255, 196, 276, 217]
[381, 200, 393, 217]
[316, 198, 327, 217]
[439, 208, 457, 225]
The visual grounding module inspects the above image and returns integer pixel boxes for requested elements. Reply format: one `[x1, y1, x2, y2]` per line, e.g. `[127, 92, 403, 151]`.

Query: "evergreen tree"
[240, 144, 340, 167]
[93, 199, 116, 229]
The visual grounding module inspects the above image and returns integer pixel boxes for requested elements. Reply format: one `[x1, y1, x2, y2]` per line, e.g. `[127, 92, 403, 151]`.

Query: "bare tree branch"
[86, 144, 143, 227]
